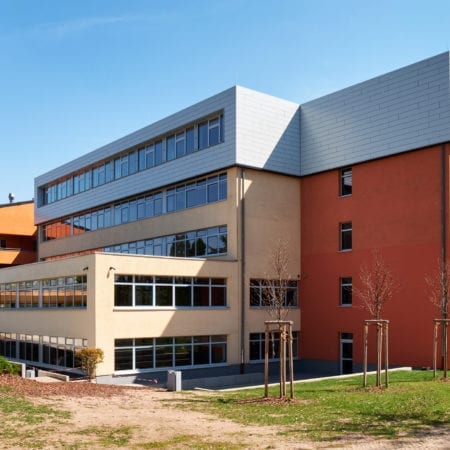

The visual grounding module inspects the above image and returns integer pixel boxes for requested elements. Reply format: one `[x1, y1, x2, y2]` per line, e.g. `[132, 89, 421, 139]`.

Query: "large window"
[340, 222, 352, 251]
[249, 331, 298, 361]
[340, 277, 352, 306]
[114, 275, 226, 308]
[104, 226, 227, 258]
[249, 279, 298, 307]
[41, 173, 227, 242]
[114, 335, 227, 371]
[41, 113, 224, 206]
[0, 275, 87, 310]
[0, 332, 86, 369]
[340, 167, 352, 196]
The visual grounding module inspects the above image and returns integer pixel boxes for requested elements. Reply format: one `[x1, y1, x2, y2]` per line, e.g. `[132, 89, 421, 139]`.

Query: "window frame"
[340, 222, 352, 252]
[340, 167, 352, 197]
[340, 277, 352, 306]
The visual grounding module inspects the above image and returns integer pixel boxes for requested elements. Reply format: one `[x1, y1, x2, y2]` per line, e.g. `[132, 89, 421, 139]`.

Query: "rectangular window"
[340, 222, 352, 251]
[340, 332, 353, 374]
[340, 167, 352, 196]
[114, 275, 226, 308]
[249, 279, 298, 307]
[340, 277, 352, 306]
[0, 240, 6, 249]
[114, 335, 227, 372]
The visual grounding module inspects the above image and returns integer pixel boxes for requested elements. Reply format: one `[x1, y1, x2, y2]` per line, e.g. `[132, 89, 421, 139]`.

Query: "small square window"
[340, 167, 352, 196]
[340, 222, 352, 251]
[0, 240, 6, 249]
[340, 277, 352, 306]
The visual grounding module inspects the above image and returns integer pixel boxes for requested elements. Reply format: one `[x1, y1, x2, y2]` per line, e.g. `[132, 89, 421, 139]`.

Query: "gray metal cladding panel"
[35, 87, 237, 188]
[235, 86, 301, 176]
[34, 142, 235, 224]
[300, 52, 450, 175]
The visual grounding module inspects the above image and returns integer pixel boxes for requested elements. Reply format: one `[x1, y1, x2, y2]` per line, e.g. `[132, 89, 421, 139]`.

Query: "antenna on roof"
[8, 193, 15, 203]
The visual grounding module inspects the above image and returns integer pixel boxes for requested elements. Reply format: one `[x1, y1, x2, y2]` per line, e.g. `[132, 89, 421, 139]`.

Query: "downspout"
[440, 144, 447, 372]
[240, 167, 246, 374]
[441, 143, 446, 271]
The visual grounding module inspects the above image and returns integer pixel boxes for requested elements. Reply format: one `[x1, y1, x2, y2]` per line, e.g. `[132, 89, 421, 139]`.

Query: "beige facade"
[0, 168, 300, 379]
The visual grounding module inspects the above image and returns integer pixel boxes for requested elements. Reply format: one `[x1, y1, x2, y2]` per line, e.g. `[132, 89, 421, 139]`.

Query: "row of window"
[41, 114, 224, 206]
[114, 335, 227, 371]
[0, 333, 87, 369]
[0, 276, 87, 309]
[104, 226, 227, 258]
[41, 173, 227, 242]
[249, 279, 298, 308]
[115, 275, 227, 308]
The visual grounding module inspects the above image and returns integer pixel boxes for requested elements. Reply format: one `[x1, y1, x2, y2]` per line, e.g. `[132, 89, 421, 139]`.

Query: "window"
[39, 113, 224, 206]
[0, 333, 86, 369]
[0, 276, 86, 310]
[340, 277, 352, 306]
[340, 332, 353, 374]
[114, 335, 227, 371]
[41, 173, 227, 242]
[114, 275, 226, 308]
[340, 222, 352, 251]
[340, 167, 352, 196]
[249, 279, 298, 307]
[0, 240, 6, 249]
[249, 331, 298, 361]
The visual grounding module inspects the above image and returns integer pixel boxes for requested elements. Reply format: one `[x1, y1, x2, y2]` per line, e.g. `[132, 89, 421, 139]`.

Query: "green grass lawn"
[179, 370, 450, 442]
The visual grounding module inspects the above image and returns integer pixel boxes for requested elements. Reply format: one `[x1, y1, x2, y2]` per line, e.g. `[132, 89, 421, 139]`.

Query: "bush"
[0, 355, 20, 375]
[75, 348, 104, 380]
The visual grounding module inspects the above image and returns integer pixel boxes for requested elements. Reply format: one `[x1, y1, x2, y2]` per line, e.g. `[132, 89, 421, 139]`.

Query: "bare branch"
[425, 257, 450, 319]
[262, 239, 297, 321]
[353, 251, 399, 319]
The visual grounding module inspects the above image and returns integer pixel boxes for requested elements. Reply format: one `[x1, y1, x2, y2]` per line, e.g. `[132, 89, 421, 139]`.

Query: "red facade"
[300, 144, 450, 369]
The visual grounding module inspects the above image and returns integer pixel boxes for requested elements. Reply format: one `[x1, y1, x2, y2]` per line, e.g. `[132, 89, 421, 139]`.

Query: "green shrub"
[0, 356, 20, 375]
[75, 348, 104, 380]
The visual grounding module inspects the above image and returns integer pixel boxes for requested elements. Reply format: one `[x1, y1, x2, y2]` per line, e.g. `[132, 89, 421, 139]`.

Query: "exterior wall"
[236, 86, 300, 176]
[301, 52, 450, 175]
[0, 201, 36, 266]
[243, 169, 301, 350]
[38, 167, 239, 260]
[91, 253, 238, 376]
[300, 144, 449, 369]
[35, 87, 237, 225]
[0, 254, 94, 342]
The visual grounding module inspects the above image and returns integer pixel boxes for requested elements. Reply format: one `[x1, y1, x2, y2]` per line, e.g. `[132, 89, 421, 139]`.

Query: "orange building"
[0, 201, 37, 268]
[300, 144, 449, 372]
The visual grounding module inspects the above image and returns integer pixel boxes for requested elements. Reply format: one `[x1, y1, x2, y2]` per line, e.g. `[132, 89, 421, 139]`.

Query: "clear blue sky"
[1, 0, 449, 202]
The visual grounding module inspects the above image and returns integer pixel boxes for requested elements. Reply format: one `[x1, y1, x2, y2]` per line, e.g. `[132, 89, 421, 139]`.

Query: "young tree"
[425, 257, 449, 378]
[261, 239, 298, 398]
[354, 251, 399, 387]
[355, 251, 398, 320]
[76, 348, 104, 381]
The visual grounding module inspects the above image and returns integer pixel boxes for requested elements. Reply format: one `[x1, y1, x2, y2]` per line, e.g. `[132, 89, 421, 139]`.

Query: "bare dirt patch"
[1, 375, 449, 449]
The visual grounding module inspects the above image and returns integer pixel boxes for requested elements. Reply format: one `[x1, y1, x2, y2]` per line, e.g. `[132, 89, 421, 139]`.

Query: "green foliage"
[183, 370, 450, 441]
[75, 347, 104, 380]
[0, 356, 20, 375]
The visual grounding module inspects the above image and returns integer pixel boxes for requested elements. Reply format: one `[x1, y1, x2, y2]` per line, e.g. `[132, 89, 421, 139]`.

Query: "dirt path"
[1, 375, 449, 449]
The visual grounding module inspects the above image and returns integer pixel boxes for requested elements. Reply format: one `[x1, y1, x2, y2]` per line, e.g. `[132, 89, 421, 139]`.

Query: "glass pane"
[198, 122, 208, 149]
[175, 286, 191, 307]
[136, 286, 153, 306]
[115, 285, 132, 307]
[136, 348, 153, 369]
[115, 348, 133, 371]
[155, 286, 172, 307]
[166, 136, 175, 161]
